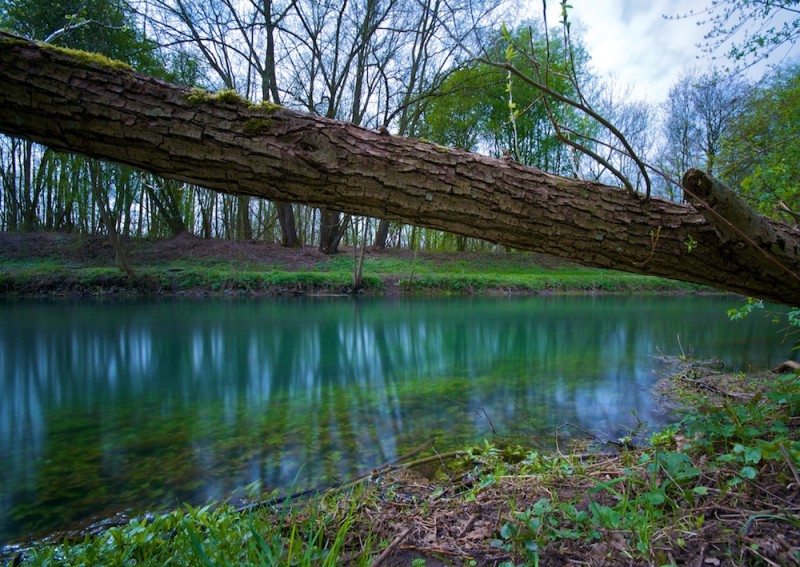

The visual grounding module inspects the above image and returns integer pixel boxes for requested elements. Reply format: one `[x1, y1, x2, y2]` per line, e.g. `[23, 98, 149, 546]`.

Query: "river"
[0, 295, 791, 544]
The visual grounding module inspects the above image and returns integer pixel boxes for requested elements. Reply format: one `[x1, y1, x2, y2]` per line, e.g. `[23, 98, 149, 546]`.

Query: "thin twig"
[439, 395, 497, 434]
[235, 439, 436, 512]
[370, 527, 412, 567]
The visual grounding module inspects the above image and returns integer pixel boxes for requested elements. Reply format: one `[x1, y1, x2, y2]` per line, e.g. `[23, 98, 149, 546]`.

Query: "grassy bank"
[0, 233, 704, 297]
[5, 363, 798, 566]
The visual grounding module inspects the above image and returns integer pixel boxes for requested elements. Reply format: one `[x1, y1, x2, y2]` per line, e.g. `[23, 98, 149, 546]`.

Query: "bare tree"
[372, 0, 492, 249]
[692, 71, 749, 176]
[658, 68, 749, 200]
[670, 0, 800, 69]
[137, 0, 300, 244]
[578, 80, 657, 195]
[137, 0, 505, 252]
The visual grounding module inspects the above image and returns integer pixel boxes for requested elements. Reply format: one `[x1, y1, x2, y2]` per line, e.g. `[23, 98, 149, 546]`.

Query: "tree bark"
[372, 219, 391, 250]
[318, 208, 348, 254]
[275, 201, 299, 247]
[1, 32, 799, 305]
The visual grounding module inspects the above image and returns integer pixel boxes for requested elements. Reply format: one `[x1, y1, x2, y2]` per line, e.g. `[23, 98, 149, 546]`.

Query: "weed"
[16, 494, 376, 566]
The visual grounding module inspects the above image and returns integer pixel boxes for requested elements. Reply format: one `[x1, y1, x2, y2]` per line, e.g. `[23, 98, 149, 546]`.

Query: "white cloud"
[521, 0, 798, 103]
[566, 0, 707, 102]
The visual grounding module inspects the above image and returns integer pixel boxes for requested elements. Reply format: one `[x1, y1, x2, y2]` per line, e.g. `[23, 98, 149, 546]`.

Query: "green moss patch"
[244, 118, 275, 135]
[185, 88, 248, 107]
[43, 44, 133, 71]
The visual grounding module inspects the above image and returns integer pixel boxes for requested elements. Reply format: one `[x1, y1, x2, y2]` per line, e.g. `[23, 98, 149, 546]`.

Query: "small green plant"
[249, 100, 283, 113]
[681, 374, 800, 488]
[649, 424, 679, 449]
[493, 497, 602, 565]
[684, 234, 698, 253]
[726, 297, 765, 321]
[727, 298, 800, 348]
[17, 492, 376, 566]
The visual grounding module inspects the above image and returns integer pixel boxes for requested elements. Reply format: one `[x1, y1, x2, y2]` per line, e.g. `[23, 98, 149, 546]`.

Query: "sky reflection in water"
[0, 295, 790, 543]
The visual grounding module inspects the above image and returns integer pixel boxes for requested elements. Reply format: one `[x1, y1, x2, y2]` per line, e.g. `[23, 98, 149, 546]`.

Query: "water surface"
[0, 295, 790, 544]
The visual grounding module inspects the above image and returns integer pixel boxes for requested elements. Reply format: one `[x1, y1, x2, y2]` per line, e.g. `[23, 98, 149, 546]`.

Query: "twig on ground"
[370, 526, 412, 567]
[236, 439, 436, 512]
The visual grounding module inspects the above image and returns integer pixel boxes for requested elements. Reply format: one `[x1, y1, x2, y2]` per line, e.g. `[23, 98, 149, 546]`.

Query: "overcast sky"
[528, 0, 796, 104]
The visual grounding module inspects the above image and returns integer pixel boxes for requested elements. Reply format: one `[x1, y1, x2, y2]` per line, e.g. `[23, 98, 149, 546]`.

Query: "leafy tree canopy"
[420, 22, 595, 176]
[0, 0, 201, 84]
[720, 64, 800, 219]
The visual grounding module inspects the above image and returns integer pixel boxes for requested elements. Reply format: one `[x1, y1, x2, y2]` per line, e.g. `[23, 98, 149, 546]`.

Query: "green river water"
[0, 295, 791, 545]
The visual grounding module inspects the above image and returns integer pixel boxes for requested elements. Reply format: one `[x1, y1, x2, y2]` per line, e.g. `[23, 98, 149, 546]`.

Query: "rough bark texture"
[1, 32, 799, 305]
[682, 168, 800, 279]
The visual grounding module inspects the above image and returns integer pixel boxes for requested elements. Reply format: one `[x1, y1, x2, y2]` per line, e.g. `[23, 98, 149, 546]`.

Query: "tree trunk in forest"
[318, 208, 348, 254]
[89, 161, 137, 278]
[275, 201, 299, 247]
[1, 32, 799, 305]
[144, 179, 187, 236]
[236, 195, 253, 240]
[372, 219, 391, 251]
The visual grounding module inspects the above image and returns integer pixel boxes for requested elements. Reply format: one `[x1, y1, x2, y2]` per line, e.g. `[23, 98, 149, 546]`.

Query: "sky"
[531, 0, 797, 104]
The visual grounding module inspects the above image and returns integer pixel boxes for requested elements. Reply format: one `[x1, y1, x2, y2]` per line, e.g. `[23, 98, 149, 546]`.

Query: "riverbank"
[0, 231, 703, 297]
[3, 358, 798, 566]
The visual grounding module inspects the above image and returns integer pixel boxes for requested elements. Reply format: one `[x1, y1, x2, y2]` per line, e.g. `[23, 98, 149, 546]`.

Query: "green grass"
[15, 486, 378, 567]
[318, 253, 702, 292]
[0, 248, 707, 297]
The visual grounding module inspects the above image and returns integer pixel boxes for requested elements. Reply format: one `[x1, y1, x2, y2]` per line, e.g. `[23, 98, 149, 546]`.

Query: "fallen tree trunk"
[0, 32, 799, 305]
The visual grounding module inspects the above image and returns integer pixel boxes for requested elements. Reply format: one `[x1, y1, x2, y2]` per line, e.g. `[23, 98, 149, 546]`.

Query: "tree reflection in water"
[0, 296, 789, 543]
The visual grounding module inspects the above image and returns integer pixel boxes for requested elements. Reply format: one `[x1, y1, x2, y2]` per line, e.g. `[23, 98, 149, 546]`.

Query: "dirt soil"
[0, 231, 568, 271]
[0, 231, 329, 268]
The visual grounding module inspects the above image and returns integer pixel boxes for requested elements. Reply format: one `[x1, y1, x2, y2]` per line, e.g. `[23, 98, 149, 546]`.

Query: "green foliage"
[0, 251, 700, 297]
[726, 297, 765, 321]
[420, 22, 594, 174]
[0, 0, 185, 79]
[249, 101, 283, 113]
[681, 374, 800, 488]
[44, 44, 132, 70]
[17, 496, 374, 566]
[244, 118, 276, 135]
[727, 297, 799, 348]
[684, 234, 697, 253]
[490, 374, 800, 562]
[694, 0, 800, 66]
[721, 64, 800, 218]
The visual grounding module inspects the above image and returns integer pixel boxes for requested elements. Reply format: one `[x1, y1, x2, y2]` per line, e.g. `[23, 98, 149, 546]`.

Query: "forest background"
[1, 0, 798, 262]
